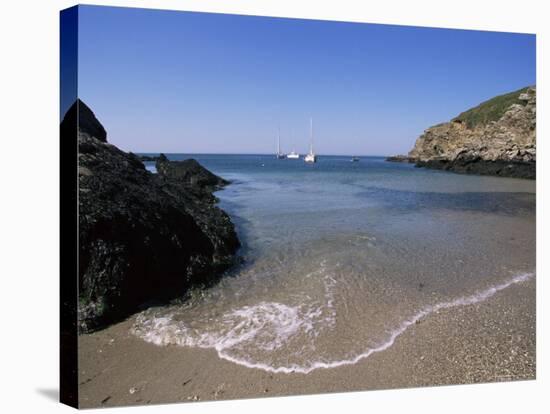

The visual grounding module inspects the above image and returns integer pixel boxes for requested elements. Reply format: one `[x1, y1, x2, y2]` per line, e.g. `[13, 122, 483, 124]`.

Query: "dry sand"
[78, 276, 535, 408]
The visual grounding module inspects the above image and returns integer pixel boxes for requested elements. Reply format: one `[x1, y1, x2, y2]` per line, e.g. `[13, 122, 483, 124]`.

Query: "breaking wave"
[131, 271, 534, 374]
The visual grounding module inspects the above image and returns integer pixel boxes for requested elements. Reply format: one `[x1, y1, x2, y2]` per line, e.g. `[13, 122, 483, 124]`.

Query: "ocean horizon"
[137, 152, 395, 158]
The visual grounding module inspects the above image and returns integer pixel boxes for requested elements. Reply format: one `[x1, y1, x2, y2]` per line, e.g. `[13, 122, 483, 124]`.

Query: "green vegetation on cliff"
[452, 86, 531, 128]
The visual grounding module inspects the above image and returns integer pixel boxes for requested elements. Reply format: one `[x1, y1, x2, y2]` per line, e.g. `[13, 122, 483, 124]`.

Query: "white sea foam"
[132, 271, 534, 374]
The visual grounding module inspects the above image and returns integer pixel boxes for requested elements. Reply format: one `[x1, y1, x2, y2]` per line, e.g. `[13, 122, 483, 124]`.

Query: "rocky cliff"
[404, 86, 536, 179]
[66, 100, 240, 332]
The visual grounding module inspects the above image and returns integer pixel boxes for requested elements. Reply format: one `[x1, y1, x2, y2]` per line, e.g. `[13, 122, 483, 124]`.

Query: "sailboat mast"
[304, 116, 316, 163]
[310, 117, 313, 154]
[277, 126, 280, 154]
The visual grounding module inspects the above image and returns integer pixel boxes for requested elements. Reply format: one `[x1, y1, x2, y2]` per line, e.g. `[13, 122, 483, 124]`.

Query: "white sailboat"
[287, 129, 300, 159]
[276, 126, 286, 159]
[304, 117, 317, 163]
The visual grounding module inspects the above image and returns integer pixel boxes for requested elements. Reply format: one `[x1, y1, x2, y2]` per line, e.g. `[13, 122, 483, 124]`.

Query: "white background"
[0, 0, 547, 412]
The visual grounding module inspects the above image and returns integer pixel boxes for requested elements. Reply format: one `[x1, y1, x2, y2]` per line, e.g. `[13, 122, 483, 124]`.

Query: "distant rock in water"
[64, 100, 240, 332]
[399, 86, 536, 179]
[138, 154, 161, 162]
[385, 154, 415, 163]
[156, 154, 229, 188]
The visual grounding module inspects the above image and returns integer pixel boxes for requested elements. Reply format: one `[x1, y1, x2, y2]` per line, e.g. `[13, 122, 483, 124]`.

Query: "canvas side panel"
[60, 5, 79, 409]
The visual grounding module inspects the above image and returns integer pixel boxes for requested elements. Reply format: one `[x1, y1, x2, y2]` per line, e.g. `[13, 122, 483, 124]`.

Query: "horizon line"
[132, 151, 397, 157]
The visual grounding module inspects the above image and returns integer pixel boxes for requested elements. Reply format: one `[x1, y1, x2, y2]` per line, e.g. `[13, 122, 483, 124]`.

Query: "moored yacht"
[287, 129, 300, 158]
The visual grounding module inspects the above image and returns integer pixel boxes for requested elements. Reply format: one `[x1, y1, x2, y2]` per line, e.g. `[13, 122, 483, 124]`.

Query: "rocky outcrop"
[75, 99, 107, 142]
[156, 154, 229, 188]
[67, 99, 240, 332]
[385, 154, 415, 163]
[138, 154, 161, 162]
[405, 86, 536, 179]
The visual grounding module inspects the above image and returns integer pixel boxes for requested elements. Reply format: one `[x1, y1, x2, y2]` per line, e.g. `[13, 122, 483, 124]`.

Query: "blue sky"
[73, 5, 535, 155]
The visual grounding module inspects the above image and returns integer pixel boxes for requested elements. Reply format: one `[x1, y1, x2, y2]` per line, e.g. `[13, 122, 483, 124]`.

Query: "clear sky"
[73, 5, 535, 156]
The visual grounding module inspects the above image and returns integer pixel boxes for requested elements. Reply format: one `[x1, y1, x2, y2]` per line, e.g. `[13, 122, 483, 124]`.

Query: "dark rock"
[66, 100, 240, 332]
[415, 156, 535, 179]
[138, 154, 161, 162]
[63, 99, 107, 142]
[156, 156, 229, 189]
[386, 155, 415, 163]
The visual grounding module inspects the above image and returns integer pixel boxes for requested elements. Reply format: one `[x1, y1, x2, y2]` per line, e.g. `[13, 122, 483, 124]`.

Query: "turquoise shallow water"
[134, 154, 535, 373]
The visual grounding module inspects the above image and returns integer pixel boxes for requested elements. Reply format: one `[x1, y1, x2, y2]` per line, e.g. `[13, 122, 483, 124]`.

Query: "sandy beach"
[78, 273, 535, 408]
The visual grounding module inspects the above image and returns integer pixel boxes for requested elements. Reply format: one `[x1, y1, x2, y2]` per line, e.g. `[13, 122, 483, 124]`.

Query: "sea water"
[133, 155, 536, 373]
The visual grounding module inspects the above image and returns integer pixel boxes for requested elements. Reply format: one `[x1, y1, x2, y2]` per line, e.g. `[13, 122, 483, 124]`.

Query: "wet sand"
[78, 275, 535, 408]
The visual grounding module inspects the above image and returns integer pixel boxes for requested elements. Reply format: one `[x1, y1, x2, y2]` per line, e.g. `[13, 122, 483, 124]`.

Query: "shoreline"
[385, 156, 536, 180]
[78, 273, 535, 408]
[414, 158, 535, 180]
